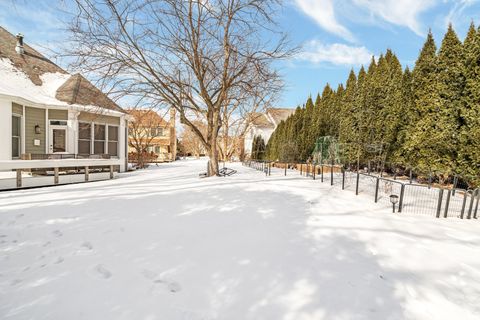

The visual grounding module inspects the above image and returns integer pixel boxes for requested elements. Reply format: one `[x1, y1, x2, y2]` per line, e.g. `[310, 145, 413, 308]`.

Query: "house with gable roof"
[0, 27, 129, 174]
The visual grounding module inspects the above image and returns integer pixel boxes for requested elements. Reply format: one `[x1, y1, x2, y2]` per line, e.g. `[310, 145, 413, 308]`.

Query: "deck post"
[54, 167, 59, 185]
[16, 169, 22, 188]
[85, 166, 89, 182]
[110, 165, 114, 179]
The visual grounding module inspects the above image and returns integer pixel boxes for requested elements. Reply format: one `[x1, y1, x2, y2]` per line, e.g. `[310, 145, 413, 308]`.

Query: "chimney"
[15, 33, 24, 54]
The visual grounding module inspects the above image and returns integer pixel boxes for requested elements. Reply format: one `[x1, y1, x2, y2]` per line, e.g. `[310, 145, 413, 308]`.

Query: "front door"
[49, 126, 67, 153]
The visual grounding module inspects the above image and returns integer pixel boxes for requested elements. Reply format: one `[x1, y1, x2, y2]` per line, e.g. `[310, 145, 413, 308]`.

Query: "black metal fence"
[242, 160, 480, 220]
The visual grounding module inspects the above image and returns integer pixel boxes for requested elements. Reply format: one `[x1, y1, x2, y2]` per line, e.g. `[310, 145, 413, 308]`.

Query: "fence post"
[443, 189, 451, 218]
[313, 164, 316, 180]
[54, 167, 59, 185]
[342, 168, 345, 190]
[398, 184, 405, 213]
[330, 160, 334, 186]
[452, 176, 458, 196]
[269, 162, 271, 176]
[16, 169, 22, 188]
[355, 171, 360, 195]
[284, 163, 287, 176]
[467, 190, 475, 219]
[460, 191, 468, 219]
[374, 177, 380, 203]
[436, 189, 444, 218]
[409, 169, 413, 184]
[321, 165, 324, 182]
[300, 163, 303, 175]
[474, 189, 479, 219]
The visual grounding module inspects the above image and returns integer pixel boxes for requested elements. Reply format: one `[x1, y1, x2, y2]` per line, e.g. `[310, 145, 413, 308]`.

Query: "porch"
[0, 157, 123, 191]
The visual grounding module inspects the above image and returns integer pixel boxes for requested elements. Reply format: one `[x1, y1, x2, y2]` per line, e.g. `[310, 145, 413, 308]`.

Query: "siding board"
[48, 109, 68, 120]
[78, 112, 120, 125]
[25, 107, 46, 154]
[12, 102, 23, 115]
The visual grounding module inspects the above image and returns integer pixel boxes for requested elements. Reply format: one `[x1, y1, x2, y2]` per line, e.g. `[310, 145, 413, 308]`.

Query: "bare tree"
[62, 0, 293, 175]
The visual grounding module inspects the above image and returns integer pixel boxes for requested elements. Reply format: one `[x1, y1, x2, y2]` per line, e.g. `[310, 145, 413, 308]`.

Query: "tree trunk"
[208, 145, 219, 176]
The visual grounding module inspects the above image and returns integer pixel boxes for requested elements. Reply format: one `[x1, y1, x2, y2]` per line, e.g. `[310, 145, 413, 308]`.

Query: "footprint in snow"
[153, 279, 182, 293]
[54, 257, 64, 264]
[92, 264, 112, 279]
[52, 230, 63, 237]
[142, 269, 181, 293]
[81, 241, 93, 250]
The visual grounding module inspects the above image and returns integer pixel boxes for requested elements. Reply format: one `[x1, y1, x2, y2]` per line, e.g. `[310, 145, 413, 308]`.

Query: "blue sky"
[1, 0, 480, 109]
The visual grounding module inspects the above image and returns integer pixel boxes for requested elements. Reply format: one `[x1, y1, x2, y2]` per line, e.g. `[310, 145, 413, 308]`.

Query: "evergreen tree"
[404, 31, 443, 172]
[459, 23, 480, 185]
[436, 24, 465, 178]
[393, 67, 414, 164]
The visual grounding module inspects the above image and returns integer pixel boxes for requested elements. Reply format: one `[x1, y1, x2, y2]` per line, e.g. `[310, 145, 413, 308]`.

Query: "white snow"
[0, 58, 123, 116]
[0, 58, 71, 106]
[1, 159, 479, 319]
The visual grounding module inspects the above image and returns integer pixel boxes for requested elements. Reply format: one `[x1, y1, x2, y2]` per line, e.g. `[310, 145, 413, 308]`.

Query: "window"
[108, 126, 118, 156]
[150, 127, 164, 136]
[155, 146, 161, 153]
[94, 124, 105, 154]
[78, 122, 91, 154]
[12, 116, 21, 158]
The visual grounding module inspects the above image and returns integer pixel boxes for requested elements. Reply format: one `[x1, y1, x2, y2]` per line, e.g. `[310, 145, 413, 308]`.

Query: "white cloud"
[352, 0, 437, 36]
[298, 40, 373, 66]
[294, 0, 355, 42]
[444, 0, 479, 28]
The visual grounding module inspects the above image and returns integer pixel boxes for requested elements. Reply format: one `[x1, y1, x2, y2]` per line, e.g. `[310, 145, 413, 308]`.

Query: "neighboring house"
[127, 108, 177, 162]
[0, 27, 129, 172]
[244, 108, 295, 157]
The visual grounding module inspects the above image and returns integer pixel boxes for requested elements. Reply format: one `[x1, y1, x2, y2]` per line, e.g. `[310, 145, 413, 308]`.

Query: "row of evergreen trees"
[266, 23, 480, 185]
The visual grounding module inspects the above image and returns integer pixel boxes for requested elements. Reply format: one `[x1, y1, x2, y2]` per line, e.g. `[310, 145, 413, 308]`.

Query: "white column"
[21, 105, 25, 154]
[45, 108, 49, 154]
[68, 110, 79, 154]
[119, 115, 126, 172]
[0, 98, 12, 160]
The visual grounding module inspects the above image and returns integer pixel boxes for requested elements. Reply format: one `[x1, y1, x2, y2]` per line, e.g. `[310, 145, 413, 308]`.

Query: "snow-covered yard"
[1, 159, 479, 320]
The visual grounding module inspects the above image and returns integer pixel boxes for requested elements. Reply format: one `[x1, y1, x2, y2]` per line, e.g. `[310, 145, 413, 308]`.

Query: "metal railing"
[27, 153, 112, 160]
[243, 160, 480, 220]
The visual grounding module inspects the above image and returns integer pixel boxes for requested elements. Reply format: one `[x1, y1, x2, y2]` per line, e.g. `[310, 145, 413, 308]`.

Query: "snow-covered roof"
[0, 26, 125, 114]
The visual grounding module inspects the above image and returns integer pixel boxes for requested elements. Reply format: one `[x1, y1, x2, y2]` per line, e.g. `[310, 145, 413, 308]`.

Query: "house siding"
[48, 109, 68, 120]
[78, 112, 120, 125]
[25, 107, 46, 154]
[12, 102, 23, 115]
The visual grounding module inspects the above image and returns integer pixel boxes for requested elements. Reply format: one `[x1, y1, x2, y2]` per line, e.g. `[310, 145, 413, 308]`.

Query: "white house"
[0, 27, 129, 177]
[244, 108, 295, 157]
